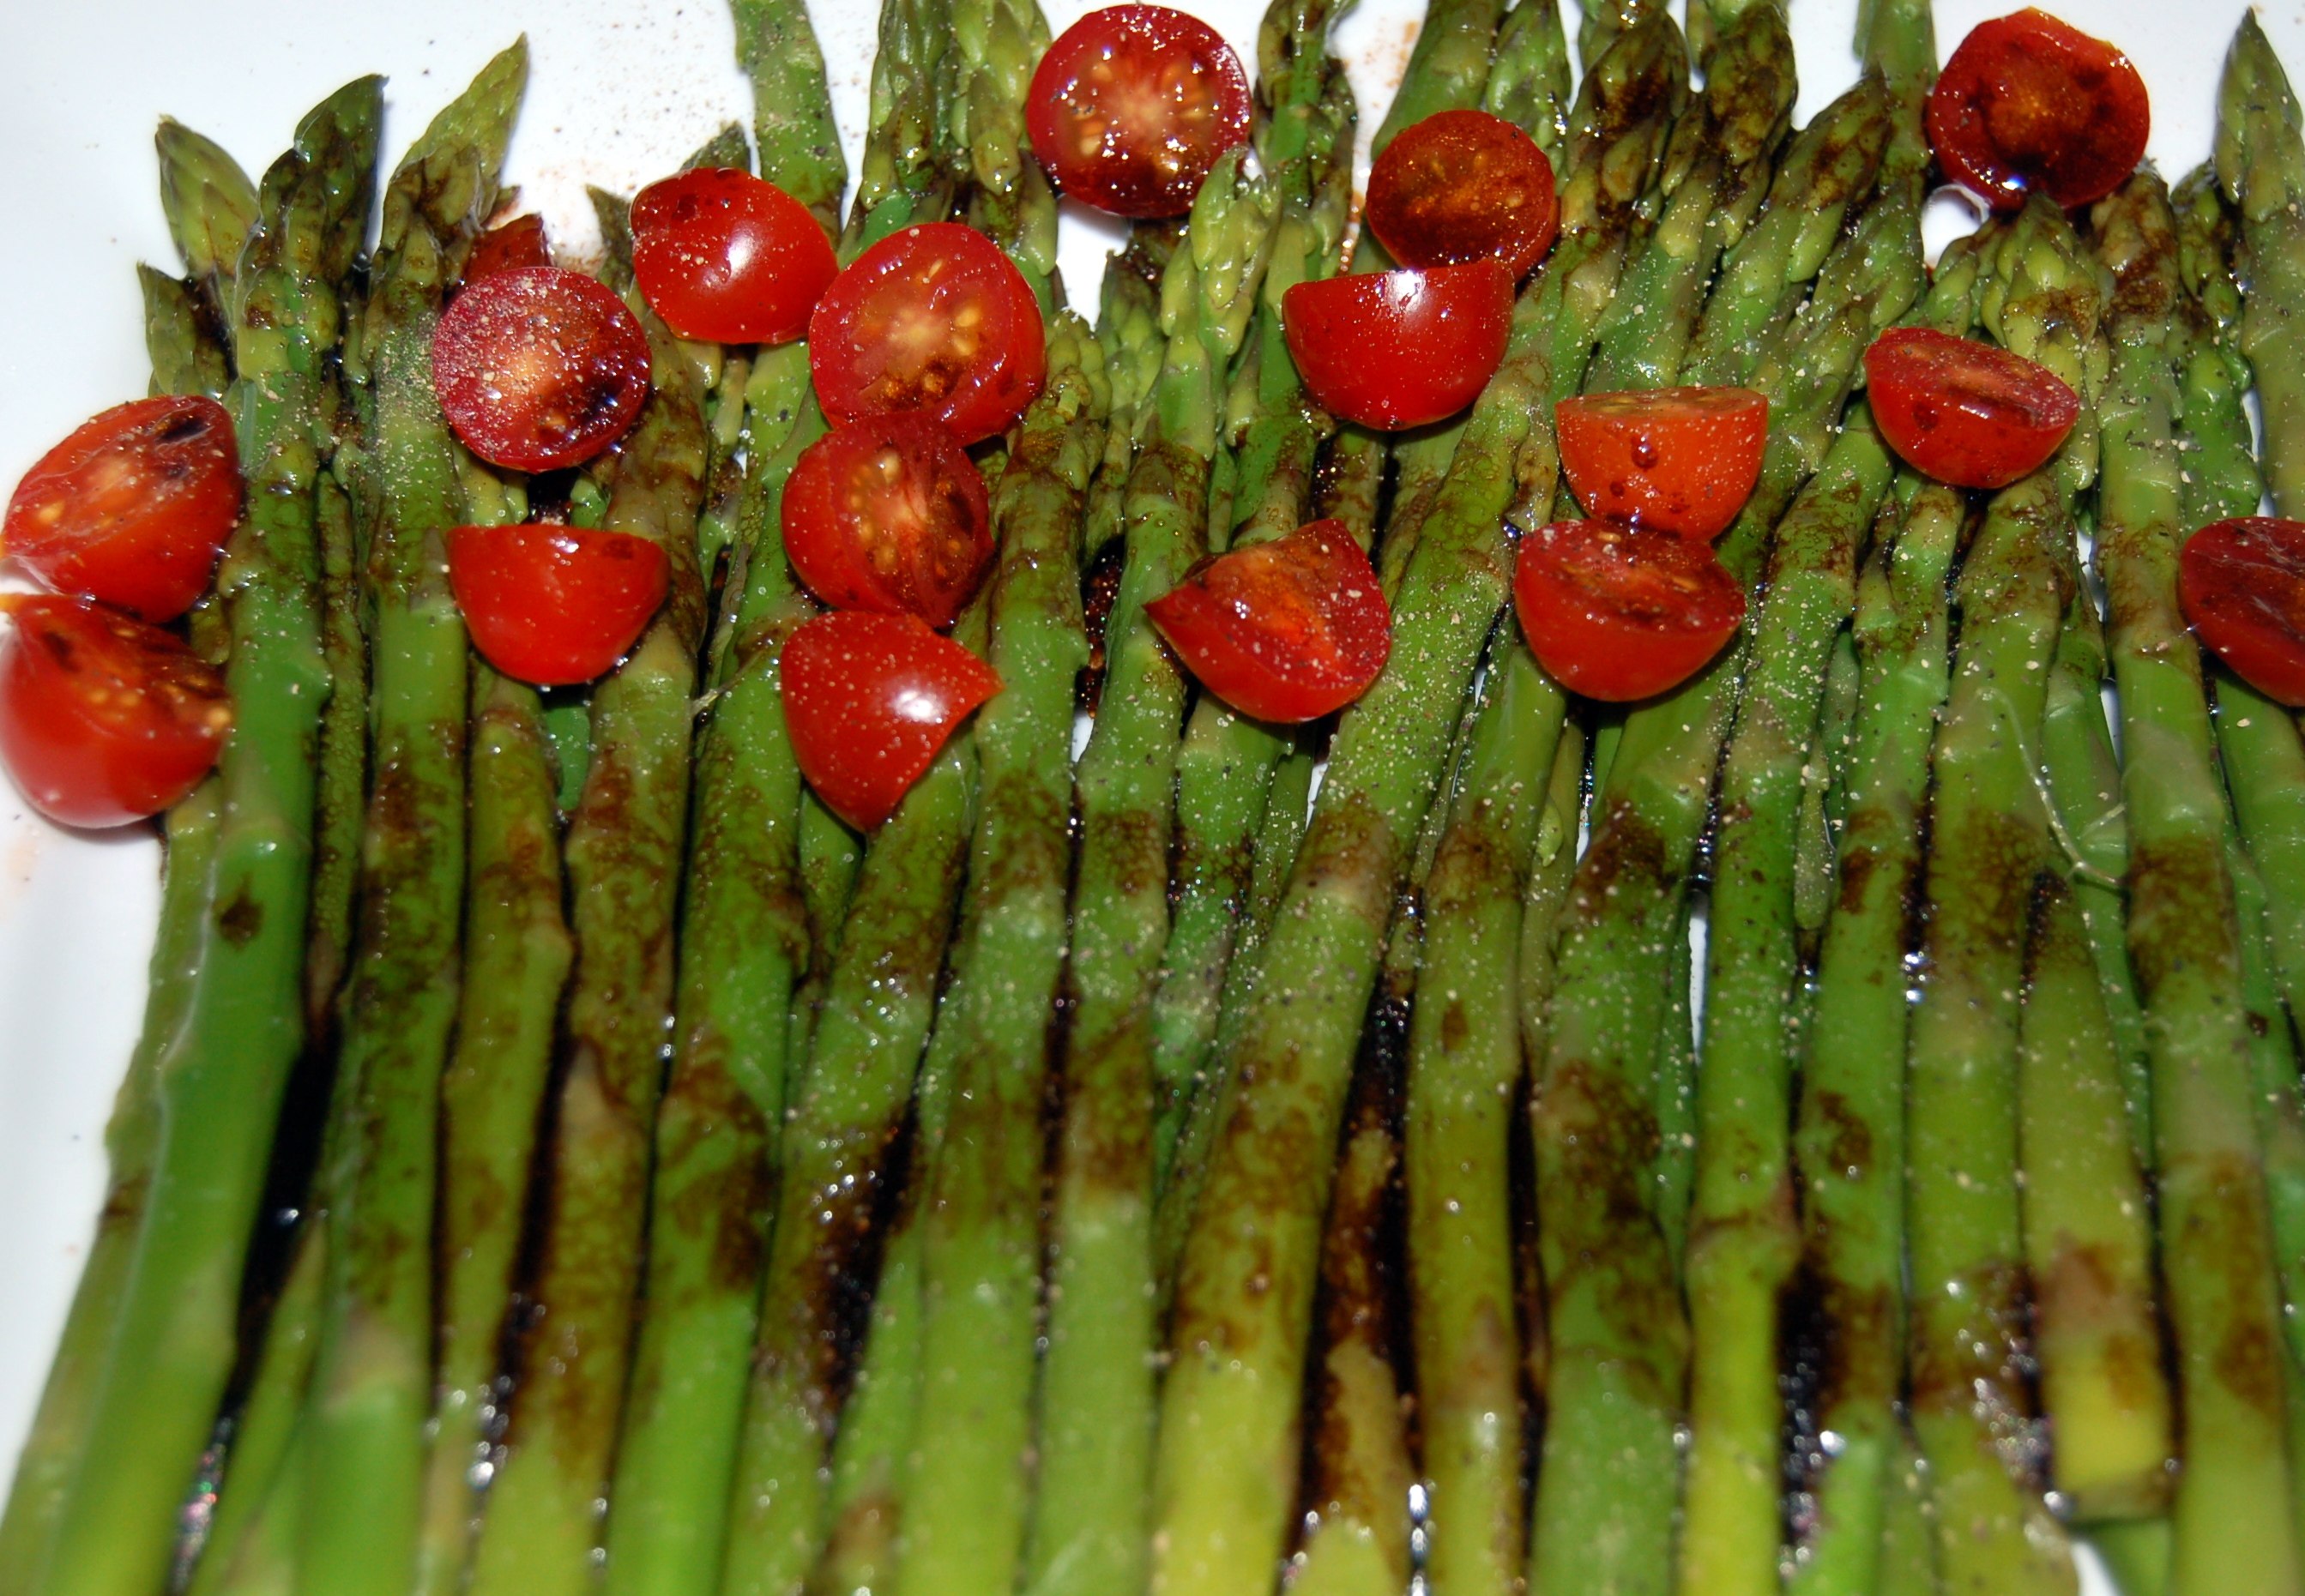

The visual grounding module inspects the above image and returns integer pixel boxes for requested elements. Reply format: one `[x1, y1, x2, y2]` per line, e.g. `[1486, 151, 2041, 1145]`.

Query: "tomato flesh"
[462, 214, 552, 282]
[1513, 520, 1746, 702]
[1147, 518, 1391, 724]
[781, 610, 1002, 830]
[447, 524, 670, 686]
[0, 594, 231, 828]
[811, 223, 1047, 445]
[783, 415, 993, 629]
[632, 167, 838, 345]
[1367, 110, 1560, 280]
[4, 395, 241, 622]
[1863, 326, 2078, 490]
[1557, 387, 1769, 540]
[1027, 4, 1253, 220]
[433, 266, 653, 472]
[1282, 261, 1514, 431]
[1928, 9, 2149, 212]
[2181, 518, 2305, 707]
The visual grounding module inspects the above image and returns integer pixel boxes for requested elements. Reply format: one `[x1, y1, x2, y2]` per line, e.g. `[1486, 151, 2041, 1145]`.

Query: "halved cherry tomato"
[1147, 517, 1391, 723]
[1282, 261, 1514, 431]
[3, 395, 241, 622]
[447, 523, 670, 686]
[433, 266, 653, 472]
[2180, 518, 2305, 706]
[1026, 4, 1253, 220]
[782, 415, 993, 629]
[0, 594, 232, 828]
[1513, 520, 1746, 702]
[632, 167, 838, 345]
[1863, 327, 2078, 490]
[811, 223, 1047, 445]
[1367, 109, 1560, 279]
[1557, 387, 1769, 541]
[462, 214, 552, 282]
[781, 610, 1002, 830]
[1928, 9, 2149, 212]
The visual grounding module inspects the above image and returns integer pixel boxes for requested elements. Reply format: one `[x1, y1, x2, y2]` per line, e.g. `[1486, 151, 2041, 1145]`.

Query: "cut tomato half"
[1928, 9, 2150, 212]
[2181, 518, 2305, 707]
[447, 523, 670, 687]
[1557, 387, 1769, 540]
[1513, 520, 1746, 702]
[1367, 109, 1560, 280]
[1282, 261, 1514, 431]
[781, 610, 1002, 831]
[1147, 518, 1391, 723]
[632, 166, 837, 345]
[433, 266, 653, 472]
[783, 414, 993, 629]
[1027, 4, 1252, 220]
[1864, 326, 2078, 490]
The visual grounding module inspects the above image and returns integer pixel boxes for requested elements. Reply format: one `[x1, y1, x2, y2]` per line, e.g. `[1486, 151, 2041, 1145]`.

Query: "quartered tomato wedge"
[1282, 261, 1514, 431]
[1513, 520, 1746, 702]
[1928, 9, 2149, 212]
[632, 167, 837, 345]
[1367, 109, 1560, 279]
[0, 594, 232, 828]
[1557, 387, 1768, 540]
[781, 610, 1002, 831]
[447, 523, 670, 687]
[782, 414, 993, 629]
[462, 214, 552, 282]
[3, 395, 240, 622]
[811, 223, 1047, 445]
[1146, 518, 1391, 724]
[2180, 518, 2305, 706]
[433, 266, 653, 472]
[1027, 4, 1253, 219]
[1863, 327, 2078, 490]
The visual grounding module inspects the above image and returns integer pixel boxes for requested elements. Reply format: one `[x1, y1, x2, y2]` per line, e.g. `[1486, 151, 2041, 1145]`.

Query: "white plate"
[0, 0, 2289, 1582]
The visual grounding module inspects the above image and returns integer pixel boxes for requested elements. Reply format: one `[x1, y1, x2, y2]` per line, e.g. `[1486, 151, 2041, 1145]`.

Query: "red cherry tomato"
[1864, 327, 2078, 490]
[631, 167, 839, 345]
[1556, 387, 1769, 541]
[1367, 110, 1560, 279]
[1928, 9, 2149, 212]
[462, 214, 552, 282]
[1026, 4, 1253, 220]
[3, 395, 241, 623]
[433, 266, 653, 472]
[782, 415, 993, 629]
[1147, 517, 1391, 724]
[0, 594, 232, 828]
[1513, 520, 1746, 703]
[2181, 518, 2305, 707]
[811, 224, 1047, 446]
[447, 524, 670, 687]
[1282, 261, 1514, 431]
[781, 610, 1002, 831]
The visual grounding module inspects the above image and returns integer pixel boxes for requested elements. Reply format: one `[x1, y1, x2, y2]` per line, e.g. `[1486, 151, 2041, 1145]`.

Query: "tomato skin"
[1282, 261, 1514, 431]
[781, 610, 1002, 831]
[632, 167, 838, 345]
[1928, 9, 2149, 212]
[782, 415, 993, 629]
[0, 595, 232, 828]
[1026, 4, 1253, 220]
[433, 267, 653, 472]
[1557, 387, 1769, 541]
[1863, 327, 2078, 490]
[3, 395, 241, 622]
[1367, 110, 1560, 279]
[1513, 520, 1746, 703]
[462, 214, 552, 281]
[1147, 519, 1391, 723]
[2180, 518, 2305, 706]
[447, 524, 670, 687]
[811, 224, 1047, 445]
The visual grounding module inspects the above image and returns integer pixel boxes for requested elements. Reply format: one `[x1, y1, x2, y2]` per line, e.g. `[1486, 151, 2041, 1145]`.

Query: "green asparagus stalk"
[2090, 167, 2305, 1596]
[155, 117, 260, 333]
[845, 0, 957, 254]
[25, 79, 381, 1596]
[2220, 14, 2305, 520]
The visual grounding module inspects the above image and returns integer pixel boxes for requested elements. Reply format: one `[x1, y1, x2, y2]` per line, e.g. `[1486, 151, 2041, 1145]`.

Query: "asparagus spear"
[26, 80, 381, 1596]
[845, 0, 958, 255]
[2091, 165, 2305, 1596]
[2221, 13, 2305, 520]
[1149, 23, 1686, 1596]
